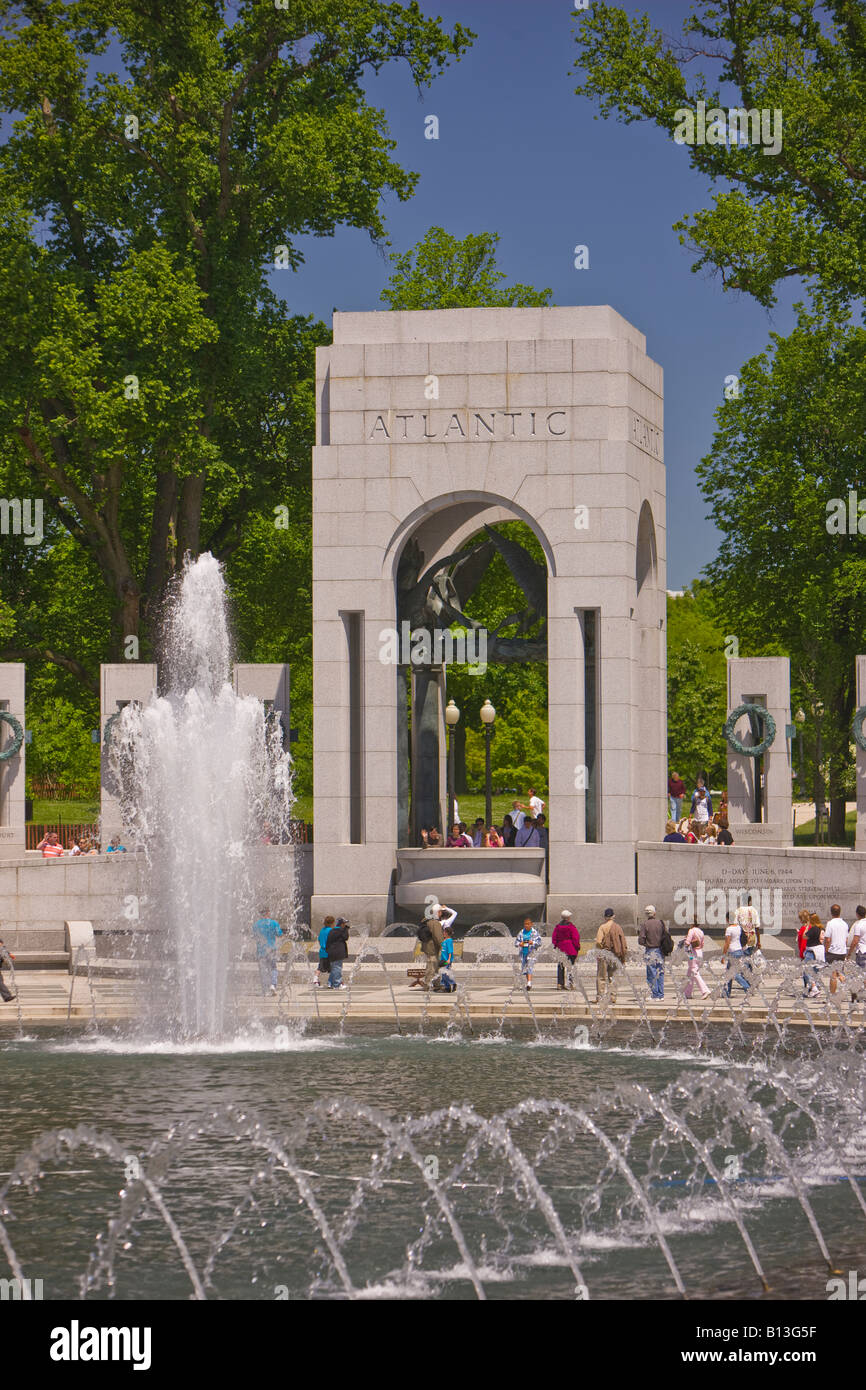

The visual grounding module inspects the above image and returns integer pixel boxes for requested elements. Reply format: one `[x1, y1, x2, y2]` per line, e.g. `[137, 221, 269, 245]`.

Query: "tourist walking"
[252, 911, 283, 996]
[722, 917, 751, 997]
[326, 916, 350, 989]
[515, 918, 541, 990]
[0, 939, 15, 1003]
[802, 914, 825, 998]
[419, 904, 451, 990]
[316, 916, 334, 986]
[595, 908, 627, 1002]
[737, 896, 762, 973]
[433, 920, 457, 992]
[668, 771, 686, 822]
[680, 921, 711, 1000]
[638, 906, 668, 1000]
[847, 905, 866, 1000]
[824, 904, 849, 995]
[552, 910, 580, 990]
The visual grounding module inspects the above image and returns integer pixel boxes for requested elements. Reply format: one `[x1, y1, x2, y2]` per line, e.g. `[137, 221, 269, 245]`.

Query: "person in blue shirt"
[315, 916, 334, 988]
[252, 912, 283, 995]
[106, 836, 126, 852]
[516, 918, 542, 989]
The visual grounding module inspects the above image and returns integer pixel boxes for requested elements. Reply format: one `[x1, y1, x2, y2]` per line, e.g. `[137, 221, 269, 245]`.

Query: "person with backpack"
[638, 906, 670, 999]
[325, 917, 350, 989]
[432, 920, 457, 993]
[515, 918, 542, 990]
[418, 904, 453, 990]
[802, 914, 825, 998]
[315, 916, 334, 987]
[722, 916, 752, 997]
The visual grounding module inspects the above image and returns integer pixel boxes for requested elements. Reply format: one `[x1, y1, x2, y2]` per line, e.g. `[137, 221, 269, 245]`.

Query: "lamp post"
[480, 699, 496, 831]
[814, 700, 826, 845]
[445, 699, 460, 837]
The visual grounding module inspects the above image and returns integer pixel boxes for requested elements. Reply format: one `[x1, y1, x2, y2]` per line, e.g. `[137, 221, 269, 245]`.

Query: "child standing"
[515, 918, 542, 990]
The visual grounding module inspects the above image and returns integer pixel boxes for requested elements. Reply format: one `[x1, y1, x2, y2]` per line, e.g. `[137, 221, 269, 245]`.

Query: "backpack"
[417, 922, 433, 945]
[659, 921, 674, 957]
[432, 972, 456, 993]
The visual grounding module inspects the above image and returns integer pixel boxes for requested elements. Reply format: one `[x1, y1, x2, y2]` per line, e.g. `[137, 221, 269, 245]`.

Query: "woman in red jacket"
[552, 911, 581, 990]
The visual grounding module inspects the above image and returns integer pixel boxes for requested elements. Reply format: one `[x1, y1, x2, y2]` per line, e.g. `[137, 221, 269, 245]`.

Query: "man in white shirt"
[528, 787, 545, 819]
[510, 800, 526, 833]
[847, 905, 866, 1000]
[824, 904, 849, 995]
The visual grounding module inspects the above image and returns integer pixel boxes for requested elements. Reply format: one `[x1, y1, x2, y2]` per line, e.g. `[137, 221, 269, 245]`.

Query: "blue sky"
[273, 0, 802, 590]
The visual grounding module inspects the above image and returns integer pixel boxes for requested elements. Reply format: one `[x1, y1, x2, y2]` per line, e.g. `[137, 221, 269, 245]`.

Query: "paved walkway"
[1, 960, 862, 1031]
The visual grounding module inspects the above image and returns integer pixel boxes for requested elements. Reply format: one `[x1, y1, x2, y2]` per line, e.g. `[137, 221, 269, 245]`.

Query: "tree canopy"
[381, 226, 552, 310]
[0, 0, 474, 673]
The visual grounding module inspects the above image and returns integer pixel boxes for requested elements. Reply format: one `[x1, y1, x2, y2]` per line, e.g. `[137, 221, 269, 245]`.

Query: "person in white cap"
[552, 910, 580, 989]
[638, 905, 667, 999]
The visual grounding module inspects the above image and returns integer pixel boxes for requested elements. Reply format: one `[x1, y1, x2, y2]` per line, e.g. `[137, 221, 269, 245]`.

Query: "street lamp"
[480, 699, 496, 831]
[445, 699, 460, 836]
[814, 700, 826, 845]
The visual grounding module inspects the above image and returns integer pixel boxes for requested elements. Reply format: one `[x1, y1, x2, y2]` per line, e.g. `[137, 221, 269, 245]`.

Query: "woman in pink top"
[681, 922, 711, 999]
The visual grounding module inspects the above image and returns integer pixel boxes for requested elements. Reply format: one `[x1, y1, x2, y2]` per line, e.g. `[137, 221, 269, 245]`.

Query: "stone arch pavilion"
[311, 306, 666, 930]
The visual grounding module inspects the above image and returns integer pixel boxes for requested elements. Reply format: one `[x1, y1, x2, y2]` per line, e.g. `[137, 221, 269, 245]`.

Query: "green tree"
[696, 308, 866, 838]
[0, 0, 474, 679]
[26, 695, 100, 799]
[573, 0, 866, 311]
[666, 587, 728, 791]
[381, 226, 552, 309]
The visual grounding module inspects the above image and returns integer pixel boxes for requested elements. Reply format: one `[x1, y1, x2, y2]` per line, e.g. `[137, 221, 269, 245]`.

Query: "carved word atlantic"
[366, 410, 568, 442]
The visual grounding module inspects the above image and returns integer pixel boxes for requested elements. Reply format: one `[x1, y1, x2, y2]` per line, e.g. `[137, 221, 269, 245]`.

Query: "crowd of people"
[664, 775, 733, 845]
[420, 789, 548, 850]
[35, 831, 126, 857]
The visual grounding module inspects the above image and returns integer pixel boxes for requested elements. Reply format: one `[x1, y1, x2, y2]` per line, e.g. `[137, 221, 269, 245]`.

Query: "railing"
[27, 823, 99, 851]
[27, 820, 314, 850]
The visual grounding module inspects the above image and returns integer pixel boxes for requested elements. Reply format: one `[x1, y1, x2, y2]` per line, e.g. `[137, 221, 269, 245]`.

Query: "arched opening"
[390, 503, 550, 854]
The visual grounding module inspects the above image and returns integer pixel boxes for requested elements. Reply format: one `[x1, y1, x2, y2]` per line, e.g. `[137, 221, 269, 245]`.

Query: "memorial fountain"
[2, 553, 865, 1301]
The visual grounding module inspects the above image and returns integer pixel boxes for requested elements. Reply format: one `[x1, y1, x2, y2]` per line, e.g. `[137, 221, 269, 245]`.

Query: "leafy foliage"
[381, 226, 552, 310]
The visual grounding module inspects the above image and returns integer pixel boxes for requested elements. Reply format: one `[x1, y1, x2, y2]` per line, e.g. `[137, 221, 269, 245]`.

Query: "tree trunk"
[176, 472, 206, 561]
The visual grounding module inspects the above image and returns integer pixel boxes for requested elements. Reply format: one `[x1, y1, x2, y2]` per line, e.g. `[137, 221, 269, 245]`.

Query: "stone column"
[100, 664, 158, 845]
[0, 664, 26, 858]
[726, 657, 792, 846]
[855, 656, 866, 851]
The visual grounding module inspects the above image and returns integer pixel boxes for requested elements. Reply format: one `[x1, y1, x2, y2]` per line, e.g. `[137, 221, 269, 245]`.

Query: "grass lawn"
[793, 809, 855, 849]
[28, 798, 100, 825]
[26, 792, 544, 832]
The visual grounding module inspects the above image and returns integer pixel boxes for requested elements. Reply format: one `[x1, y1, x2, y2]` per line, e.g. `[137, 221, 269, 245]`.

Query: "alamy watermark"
[673, 880, 782, 933]
[0, 498, 42, 546]
[378, 622, 487, 675]
[826, 1270, 866, 1299]
[0, 1276, 43, 1300]
[673, 101, 782, 157]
